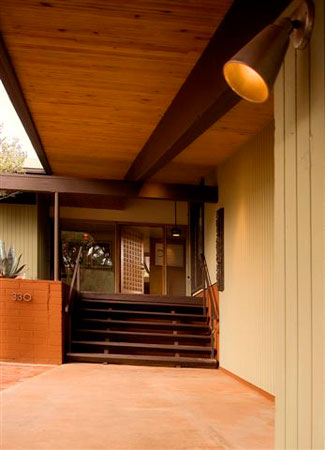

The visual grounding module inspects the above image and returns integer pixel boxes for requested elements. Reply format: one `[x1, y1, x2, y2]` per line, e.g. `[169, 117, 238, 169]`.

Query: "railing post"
[66, 246, 83, 313]
[77, 264, 80, 292]
[200, 253, 219, 365]
[202, 264, 207, 316]
[210, 329, 215, 359]
[54, 192, 60, 281]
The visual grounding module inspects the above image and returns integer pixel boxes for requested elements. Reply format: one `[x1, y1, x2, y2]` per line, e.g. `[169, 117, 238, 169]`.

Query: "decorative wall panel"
[121, 228, 144, 294]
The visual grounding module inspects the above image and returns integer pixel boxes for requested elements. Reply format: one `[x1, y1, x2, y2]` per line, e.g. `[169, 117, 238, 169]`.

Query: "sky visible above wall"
[0, 80, 43, 171]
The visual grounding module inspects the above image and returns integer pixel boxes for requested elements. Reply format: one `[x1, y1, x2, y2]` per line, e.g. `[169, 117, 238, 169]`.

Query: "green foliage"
[0, 123, 26, 174]
[0, 240, 26, 278]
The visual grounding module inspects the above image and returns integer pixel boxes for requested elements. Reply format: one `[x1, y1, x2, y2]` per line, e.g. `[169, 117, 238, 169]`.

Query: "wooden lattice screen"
[121, 228, 144, 294]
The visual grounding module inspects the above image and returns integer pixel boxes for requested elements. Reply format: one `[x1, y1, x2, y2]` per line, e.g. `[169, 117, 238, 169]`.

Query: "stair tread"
[74, 329, 211, 340]
[77, 318, 210, 329]
[80, 292, 202, 306]
[67, 352, 217, 366]
[72, 340, 211, 351]
[80, 298, 203, 310]
[69, 294, 214, 369]
[78, 308, 206, 319]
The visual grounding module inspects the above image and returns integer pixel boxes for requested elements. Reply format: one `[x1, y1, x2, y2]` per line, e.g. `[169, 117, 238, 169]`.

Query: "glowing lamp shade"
[223, 19, 292, 103]
[223, 62, 269, 103]
[171, 227, 181, 238]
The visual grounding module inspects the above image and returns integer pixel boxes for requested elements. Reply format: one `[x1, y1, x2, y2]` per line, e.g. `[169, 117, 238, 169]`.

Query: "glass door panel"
[189, 203, 204, 293]
[61, 227, 115, 293]
[165, 226, 187, 296]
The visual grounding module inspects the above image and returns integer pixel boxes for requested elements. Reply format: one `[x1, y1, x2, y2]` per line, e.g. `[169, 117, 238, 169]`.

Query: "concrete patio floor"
[0, 363, 53, 391]
[1, 363, 274, 450]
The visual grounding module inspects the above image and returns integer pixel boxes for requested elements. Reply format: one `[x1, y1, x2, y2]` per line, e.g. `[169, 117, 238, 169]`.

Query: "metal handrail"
[200, 254, 219, 360]
[65, 246, 83, 314]
[200, 253, 219, 321]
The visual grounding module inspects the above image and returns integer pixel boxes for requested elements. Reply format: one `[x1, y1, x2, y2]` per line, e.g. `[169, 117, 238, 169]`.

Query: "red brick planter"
[0, 279, 63, 364]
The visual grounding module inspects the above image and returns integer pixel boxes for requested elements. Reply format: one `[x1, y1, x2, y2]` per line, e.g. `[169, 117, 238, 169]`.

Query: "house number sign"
[12, 292, 32, 302]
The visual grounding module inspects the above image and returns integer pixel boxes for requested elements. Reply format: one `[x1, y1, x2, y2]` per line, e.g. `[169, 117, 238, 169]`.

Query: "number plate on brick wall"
[12, 292, 32, 302]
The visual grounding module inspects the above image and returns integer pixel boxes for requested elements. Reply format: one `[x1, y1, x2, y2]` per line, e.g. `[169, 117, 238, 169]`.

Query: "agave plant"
[0, 241, 26, 278]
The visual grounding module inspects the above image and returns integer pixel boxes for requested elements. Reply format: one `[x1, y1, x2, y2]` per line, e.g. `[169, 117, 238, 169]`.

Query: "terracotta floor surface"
[0, 363, 53, 391]
[0, 363, 274, 450]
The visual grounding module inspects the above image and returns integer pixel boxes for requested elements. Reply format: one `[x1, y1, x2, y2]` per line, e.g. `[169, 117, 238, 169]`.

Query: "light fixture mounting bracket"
[290, 0, 314, 49]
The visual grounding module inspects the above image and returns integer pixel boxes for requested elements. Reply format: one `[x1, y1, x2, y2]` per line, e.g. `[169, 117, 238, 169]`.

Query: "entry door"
[121, 228, 144, 294]
[189, 202, 204, 293]
[167, 239, 186, 296]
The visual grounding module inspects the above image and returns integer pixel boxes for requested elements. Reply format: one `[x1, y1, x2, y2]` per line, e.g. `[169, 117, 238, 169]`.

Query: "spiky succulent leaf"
[0, 241, 25, 278]
[7, 244, 15, 272]
[9, 253, 22, 277]
[0, 254, 7, 275]
[10, 264, 26, 278]
[1, 258, 9, 276]
[0, 240, 6, 268]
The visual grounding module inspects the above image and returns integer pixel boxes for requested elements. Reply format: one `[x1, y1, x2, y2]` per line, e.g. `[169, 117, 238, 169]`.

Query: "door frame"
[57, 218, 188, 295]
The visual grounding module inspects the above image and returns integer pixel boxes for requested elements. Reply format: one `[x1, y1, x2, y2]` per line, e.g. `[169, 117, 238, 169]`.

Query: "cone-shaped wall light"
[223, 1, 314, 103]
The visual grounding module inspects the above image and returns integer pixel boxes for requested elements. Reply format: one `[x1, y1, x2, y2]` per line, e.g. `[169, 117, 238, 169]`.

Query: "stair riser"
[71, 346, 212, 358]
[79, 301, 204, 315]
[72, 333, 211, 346]
[80, 292, 201, 306]
[74, 321, 210, 334]
[67, 354, 216, 369]
[75, 311, 208, 323]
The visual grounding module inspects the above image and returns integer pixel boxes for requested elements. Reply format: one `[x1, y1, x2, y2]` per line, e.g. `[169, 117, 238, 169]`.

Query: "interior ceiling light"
[171, 201, 181, 238]
[223, 0, 314, 103]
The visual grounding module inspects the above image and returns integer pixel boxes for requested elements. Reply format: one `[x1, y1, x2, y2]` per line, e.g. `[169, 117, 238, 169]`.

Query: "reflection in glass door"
[61, 227, 115, 293]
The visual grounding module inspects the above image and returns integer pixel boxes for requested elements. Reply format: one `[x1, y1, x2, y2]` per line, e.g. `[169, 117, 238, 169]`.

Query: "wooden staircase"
[66, 292, 217, 369]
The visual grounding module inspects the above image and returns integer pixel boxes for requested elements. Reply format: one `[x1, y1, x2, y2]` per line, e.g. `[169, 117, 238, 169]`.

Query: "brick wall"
[0, 279, 63, 364]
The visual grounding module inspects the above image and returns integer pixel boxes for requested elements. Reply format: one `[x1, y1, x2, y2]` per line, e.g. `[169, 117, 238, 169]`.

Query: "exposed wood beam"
[1, 191, 126, 210]
[0, 35, 51, 174]
[125, 0, 291, 182]
[1, 174, 218, 203]
[59, 194, 126, 210]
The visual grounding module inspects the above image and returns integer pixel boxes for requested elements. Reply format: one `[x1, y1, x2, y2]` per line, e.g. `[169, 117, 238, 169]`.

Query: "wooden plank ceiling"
[0, 0, 273, 184]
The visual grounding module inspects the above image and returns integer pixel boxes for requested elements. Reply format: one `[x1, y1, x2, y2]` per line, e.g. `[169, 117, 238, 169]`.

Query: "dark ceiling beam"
[59, 194, 126, 210]
[1, 174, 218, 203]
[0, 35, 51, 174]
[125, 0, 291, 182]
[0, 191, 126, 210]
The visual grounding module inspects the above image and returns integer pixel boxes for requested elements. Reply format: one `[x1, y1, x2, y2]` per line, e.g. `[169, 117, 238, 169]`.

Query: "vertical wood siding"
[0, 204, 38, 279]
[205, 122, 275, 395]
[274, 0, 324, 448]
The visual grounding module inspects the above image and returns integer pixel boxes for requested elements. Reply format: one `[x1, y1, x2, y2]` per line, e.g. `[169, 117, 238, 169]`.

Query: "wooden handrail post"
[200, 253, 219, 364]
[54, 192, 59, 280]
[65, 246, 83, 314]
